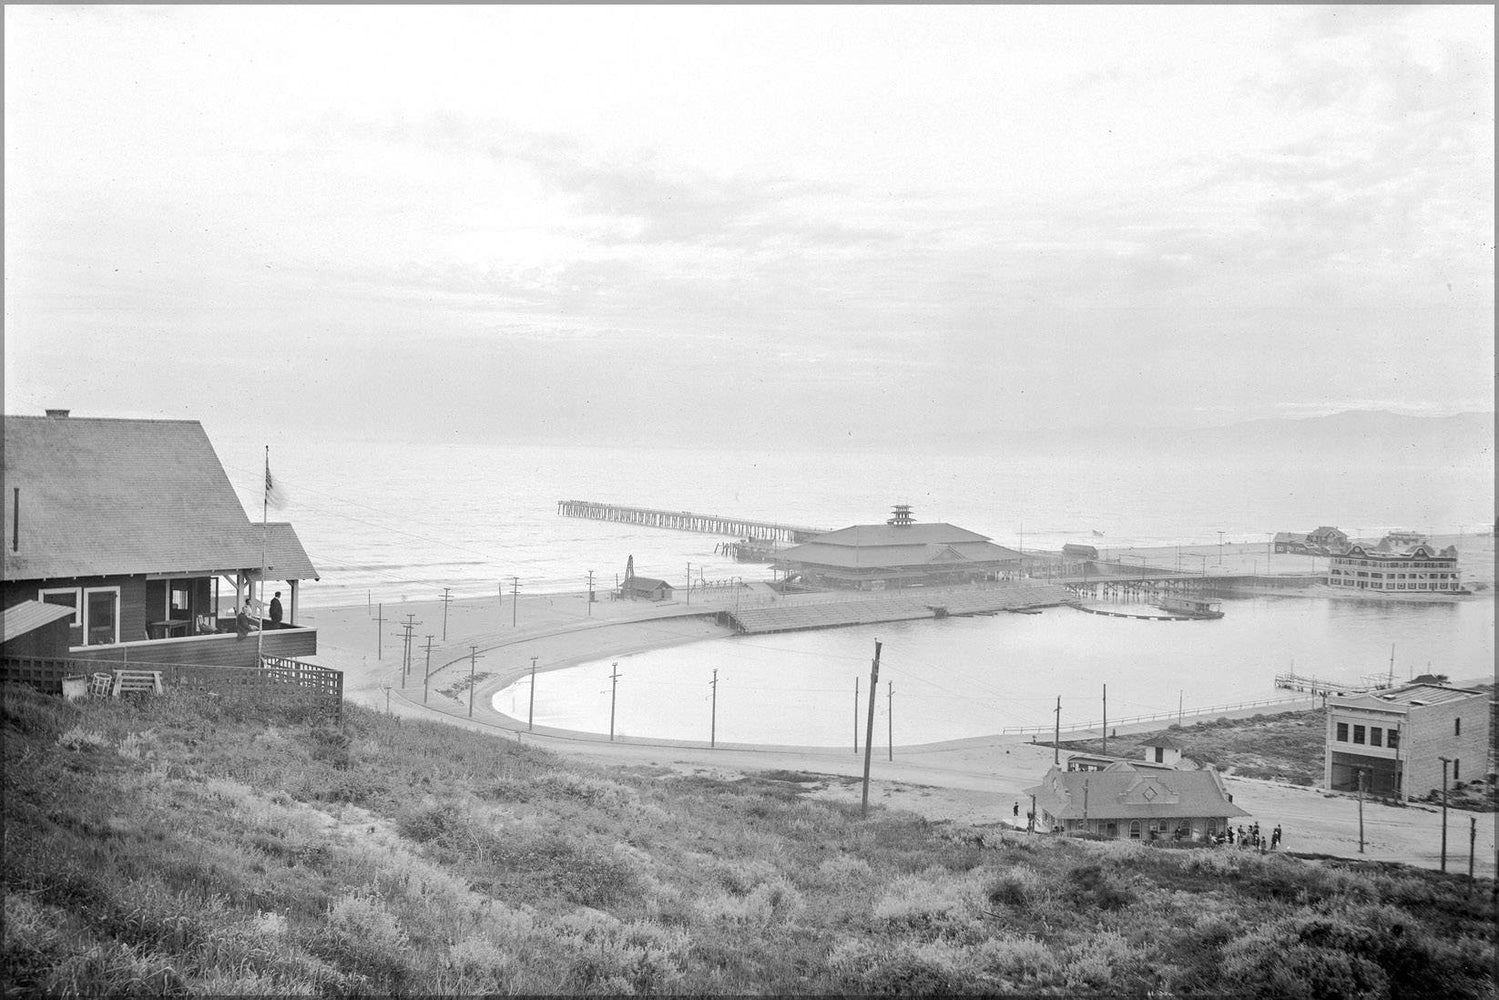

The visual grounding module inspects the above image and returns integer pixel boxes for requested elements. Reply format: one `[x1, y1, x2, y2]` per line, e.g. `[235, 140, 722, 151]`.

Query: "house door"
[85, 588, 119, 645]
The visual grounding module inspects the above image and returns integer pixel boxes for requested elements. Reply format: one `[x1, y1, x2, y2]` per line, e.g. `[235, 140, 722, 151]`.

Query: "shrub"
[56, 726, 112, 752]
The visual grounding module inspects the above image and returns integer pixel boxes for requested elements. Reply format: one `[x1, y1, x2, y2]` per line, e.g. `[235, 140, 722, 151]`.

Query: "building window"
[1370, 727, 1382, 747]
[1129, 820, 1141, 840]
[1353, 725, 1365, 745]
[1455, 718, 1461, 737]
[1453, 759, 1460, 781]
[1387, 729, 1399, 750]
[39, 587, 83, 626]
[1336, 722, 1349, 742]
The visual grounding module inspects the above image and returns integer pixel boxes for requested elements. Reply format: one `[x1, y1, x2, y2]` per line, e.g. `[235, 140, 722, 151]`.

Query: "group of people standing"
[1218, 821, 1282, 851]
[234, 591, 283, 639]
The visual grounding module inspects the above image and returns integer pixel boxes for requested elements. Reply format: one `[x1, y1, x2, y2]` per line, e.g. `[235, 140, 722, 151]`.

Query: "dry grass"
[4, 683, 1494, 997]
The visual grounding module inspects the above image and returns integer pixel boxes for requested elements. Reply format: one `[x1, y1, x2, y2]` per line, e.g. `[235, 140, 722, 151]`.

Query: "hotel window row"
[1333, 722, 1399, 749]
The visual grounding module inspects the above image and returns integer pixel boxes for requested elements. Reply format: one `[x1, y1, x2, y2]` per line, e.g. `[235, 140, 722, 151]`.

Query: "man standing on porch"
[269, 592, 283, 625]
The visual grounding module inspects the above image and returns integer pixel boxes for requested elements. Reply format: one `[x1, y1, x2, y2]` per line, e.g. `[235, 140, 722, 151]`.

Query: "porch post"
[290, 580, 298, 625]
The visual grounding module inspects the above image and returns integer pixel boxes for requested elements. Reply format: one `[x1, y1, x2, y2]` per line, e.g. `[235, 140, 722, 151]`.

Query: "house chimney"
[44, 409, 70, 419]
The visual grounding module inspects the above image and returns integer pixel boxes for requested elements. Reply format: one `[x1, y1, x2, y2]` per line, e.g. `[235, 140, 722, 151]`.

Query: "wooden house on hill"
[1, 411, 318, 667]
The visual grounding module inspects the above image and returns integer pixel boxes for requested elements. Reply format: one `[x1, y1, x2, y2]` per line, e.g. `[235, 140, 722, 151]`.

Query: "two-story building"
[1324, 683, 1493, 800]
[2, 410, 319, 670]
[1325, 540, 1464, 595]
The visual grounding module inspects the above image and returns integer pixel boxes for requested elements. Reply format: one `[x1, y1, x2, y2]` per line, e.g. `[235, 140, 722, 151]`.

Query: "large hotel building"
[1325, 539, 1463, 594]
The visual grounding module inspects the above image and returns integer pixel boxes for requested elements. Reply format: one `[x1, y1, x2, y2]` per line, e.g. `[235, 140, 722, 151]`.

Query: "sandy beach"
[294, 578, 1495, 878]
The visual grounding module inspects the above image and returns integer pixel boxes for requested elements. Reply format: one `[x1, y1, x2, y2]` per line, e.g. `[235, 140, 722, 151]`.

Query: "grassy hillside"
[4, 685, 1495, 997]
[1059, 710, 1327, 785]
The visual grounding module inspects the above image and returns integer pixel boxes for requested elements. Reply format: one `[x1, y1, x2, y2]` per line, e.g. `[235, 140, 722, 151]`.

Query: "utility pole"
[685, 562, 691, 606]
[853, 676, 860, 754]
[860, 640, 882, 818]
[440, 588, 453, 640]
[710, 669, 718, 748]
[376, 603, 384, 660]
[1438, 756, 1452, 871]
[511, 577, 519, 627]
[1102, 684, 1108, 755]
[422, 635, 434, 704]
[609, 661, 621, 741]
[887, 681, 893, 762]
[587, 571, 594, 616]
[1053, 696, 1061, 766]
[528, 656, 537, 731]
[1178, 690, 1184, 727]
[467, 645, 483, 718]
[1217, 531, 1225, 566]
[1357, 769, 1366, 853]
[1468, 816, 1477, 896]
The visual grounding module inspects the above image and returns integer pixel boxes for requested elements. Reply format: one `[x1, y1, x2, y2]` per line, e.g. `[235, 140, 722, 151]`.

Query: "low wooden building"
[619, 576, 674, 601]
[776, 506, 1023, 590]
[1027, 762, 1248, 842]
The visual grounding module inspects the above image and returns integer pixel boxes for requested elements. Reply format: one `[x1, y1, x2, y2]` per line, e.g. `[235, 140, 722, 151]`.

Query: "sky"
[4, 5, 1494, 451]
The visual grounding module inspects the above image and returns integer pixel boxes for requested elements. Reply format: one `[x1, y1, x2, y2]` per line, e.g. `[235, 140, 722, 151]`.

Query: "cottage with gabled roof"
[1026, 762, 1248, 842]
[1, 411, 318, 665]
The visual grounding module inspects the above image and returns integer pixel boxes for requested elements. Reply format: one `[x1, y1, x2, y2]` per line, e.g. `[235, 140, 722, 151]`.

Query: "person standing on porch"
[269, 591, 283, 625]
[235, 603, 252, 640]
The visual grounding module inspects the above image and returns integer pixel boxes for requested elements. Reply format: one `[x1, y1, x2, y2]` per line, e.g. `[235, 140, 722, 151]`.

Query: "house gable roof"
[1025, 765, 1249, 821]
[2, 415, 314, 581]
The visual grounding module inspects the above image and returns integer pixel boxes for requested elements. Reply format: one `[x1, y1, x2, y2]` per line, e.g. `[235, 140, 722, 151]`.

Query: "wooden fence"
[1, 654, 343, 723]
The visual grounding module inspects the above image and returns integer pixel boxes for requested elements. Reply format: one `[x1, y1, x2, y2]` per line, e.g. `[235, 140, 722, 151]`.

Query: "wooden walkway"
[557, 500, 826, 543]
[723, 584, 1076, 635]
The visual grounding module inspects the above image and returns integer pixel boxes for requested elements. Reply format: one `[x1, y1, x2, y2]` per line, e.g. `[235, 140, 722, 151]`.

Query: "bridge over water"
[557, 500, 827, 543]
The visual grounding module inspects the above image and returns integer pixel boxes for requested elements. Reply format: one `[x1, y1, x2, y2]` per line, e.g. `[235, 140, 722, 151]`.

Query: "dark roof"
[2, 415, 315, 581]
[1026, 765, 1249, 821]
[0, 600, 78, 644]
[621, 576, 672, 590]
[1140, 734, 1184, 749]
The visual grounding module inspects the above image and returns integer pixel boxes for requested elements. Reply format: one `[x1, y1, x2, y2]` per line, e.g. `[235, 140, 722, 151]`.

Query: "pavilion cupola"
[887, 504, 915, 526]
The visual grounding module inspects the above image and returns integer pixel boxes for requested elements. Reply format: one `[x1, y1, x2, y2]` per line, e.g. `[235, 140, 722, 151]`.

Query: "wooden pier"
[1274, 671, 1394, 697]
[557, 500, 826, 543]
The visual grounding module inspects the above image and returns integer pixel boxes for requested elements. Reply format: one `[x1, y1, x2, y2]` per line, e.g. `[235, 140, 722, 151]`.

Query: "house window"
[83, 587, 120, 646]
[39, 587, 82, 625]
[1336, 722, 1348, 742]
[1386, 728, 1399, 750]
[1453, 759, 1459, 781]
[1370, 727, 1382, 747]
[1128, 820, 1141, 840]
[1352, 725, 1365, 745]
[1455, 718, 1461, 737]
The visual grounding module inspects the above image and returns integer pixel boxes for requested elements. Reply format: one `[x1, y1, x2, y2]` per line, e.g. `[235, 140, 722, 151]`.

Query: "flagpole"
[258, 446, 268, 663]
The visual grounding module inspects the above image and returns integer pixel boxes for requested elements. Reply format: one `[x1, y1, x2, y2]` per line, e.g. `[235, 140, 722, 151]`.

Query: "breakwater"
[722, 583, 1075, 635]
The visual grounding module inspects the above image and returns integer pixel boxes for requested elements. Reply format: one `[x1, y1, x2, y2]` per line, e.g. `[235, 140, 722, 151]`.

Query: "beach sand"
[295, 586, 1495, 876]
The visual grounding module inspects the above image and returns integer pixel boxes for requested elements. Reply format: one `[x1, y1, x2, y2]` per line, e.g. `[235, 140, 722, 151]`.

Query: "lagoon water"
[497, 595, 1495, 744]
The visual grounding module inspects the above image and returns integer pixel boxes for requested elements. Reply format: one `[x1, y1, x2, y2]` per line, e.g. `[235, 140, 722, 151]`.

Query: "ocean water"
[213, 437, 1495, 610]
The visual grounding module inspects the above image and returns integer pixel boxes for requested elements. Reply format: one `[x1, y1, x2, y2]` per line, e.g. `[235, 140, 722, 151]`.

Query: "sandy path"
[296, 589, 1495, 877]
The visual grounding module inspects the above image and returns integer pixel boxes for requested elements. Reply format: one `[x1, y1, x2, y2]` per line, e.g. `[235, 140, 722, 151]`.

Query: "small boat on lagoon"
[1153, 595, 1224, 619]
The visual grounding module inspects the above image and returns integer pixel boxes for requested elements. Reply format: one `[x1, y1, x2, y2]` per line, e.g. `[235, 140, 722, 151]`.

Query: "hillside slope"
[3, 685, 1494, 997]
